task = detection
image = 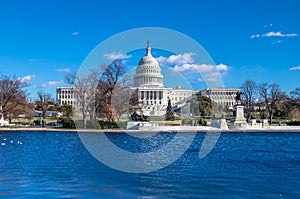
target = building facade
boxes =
[200,88,240,108]
[56,87,77,106]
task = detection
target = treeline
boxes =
[0,61,137,128]
[0,75,73,124]
[240,80,300,124]
[0,75,33,122]
[1,72,299,127]
[64,61,138,129]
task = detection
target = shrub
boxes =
[74,120,100,129]
[286,121,300,126]
[181,118,191,125]
[99,120,105,129]
[60,118,75,129]
[199,118,207,126]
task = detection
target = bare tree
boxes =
[36,91,53,126]
[96,61,126,103]
[111,86,133,121]
[241,80,257,119]
[101,61,126,94]
[241,80,257,107]
[24,101,36,122]
[64,61,128,128]
[290,87,300,101]
[129,89,140,113]
[65,70,100,129]
[6,94,28,123]
[289,87,300,120]
[275,92,292,120]
[37,91,52,119]
[0,75,28,121]
[258,82,285,124]
[95,61,129,119]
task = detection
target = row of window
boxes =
[60,100,76,105]
[136,76,162,84]
[140,91,163,100]
[209,92,237,95]
[137,68,160,74]
[58,90,74,94]
[57,94,75,99]
[210,96,235,100]
[141,100,162,105]
[215,101,235,106]
[139,60,155,65]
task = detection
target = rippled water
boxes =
[0,131,299,198]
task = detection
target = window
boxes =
[141,91,144,99]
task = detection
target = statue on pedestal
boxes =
[235,91,243,105]
[229,90,247,128]
[130,111,148,122]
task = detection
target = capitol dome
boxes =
[134,41,163,87]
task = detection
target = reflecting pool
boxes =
[0,131,299,198]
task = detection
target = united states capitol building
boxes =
[133,41,197,116]
[57,41,239,117]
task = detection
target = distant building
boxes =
[200,88,240,108]
[56,87,77,106]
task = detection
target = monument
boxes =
[228,91,248,129]
[0,106,9,127]
[126,111,153,130]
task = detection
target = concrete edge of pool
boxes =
[1,126,300,133]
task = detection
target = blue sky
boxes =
[0,0,300,99]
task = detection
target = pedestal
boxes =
[230,105,246,123]
[262,119,270,128]
[229,105,248,129]
[211,118,229,130]
[126,121,152,130]
[0,117,9,127]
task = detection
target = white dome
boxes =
[134,41,163,87]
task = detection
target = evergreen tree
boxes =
[165,99,175,121]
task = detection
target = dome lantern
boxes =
[146,40,152,56]
[134,41,163,87]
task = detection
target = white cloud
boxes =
[173,63,196,72]
[18,74,36,83]
[104,52,131,60]
[264,23,273,28]
[206,76,220,82]
[263,31,297,37]
[174,63,229,73]
[72,32,80,36]
[216,64,229,71]
[251,31,298,39]
[271,40,283,44]
[56,68,71,73]
[289,65,300,71]
[156,53,195,65]
[197,78,204,82]
[158,53,229,83]
[40,81,63,88]
[250,34,260,39]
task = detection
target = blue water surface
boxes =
[0,131,299,198]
